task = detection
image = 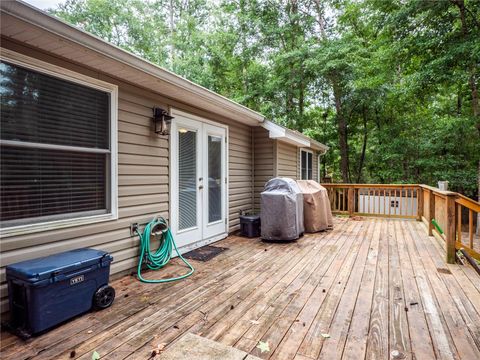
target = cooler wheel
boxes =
[93,285,115,310]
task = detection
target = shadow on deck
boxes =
[1,217,479,359]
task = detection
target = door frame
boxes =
[169,108,229,253]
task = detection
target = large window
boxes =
[300,149,313,180]
[0,53,117,233]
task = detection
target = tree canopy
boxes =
[53,0,479,198]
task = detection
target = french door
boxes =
[170,111,227,249]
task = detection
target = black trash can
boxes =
[240,214,261,238]
[6,248,114,338]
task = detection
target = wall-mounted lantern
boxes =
[152,107,174,135]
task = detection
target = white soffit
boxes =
[261,120,310,147]
[0,1,264,126]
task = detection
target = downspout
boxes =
[251,127,255,213]
[318,148,327,182]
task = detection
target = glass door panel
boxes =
[178,130,197,230]
[202,123,226,239]
[208,135,222,223]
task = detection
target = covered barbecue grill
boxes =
[297,180,333,232]
[260,177,304,241]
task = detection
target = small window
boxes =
[300,149,313,180]
[0,57,117,232]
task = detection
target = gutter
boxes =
[1,1,265,124]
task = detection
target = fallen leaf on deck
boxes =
[321,333,330,338]
[91,350,100,360]
[249,320,260,325]
[256,341,270,353]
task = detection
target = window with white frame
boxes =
[300,149,313,180]
[0,55,117,231]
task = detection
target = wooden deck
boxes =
[1,217,480,360]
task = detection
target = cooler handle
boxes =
[51,265,98,283]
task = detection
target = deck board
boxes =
[1,217,480,360]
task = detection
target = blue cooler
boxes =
[6,248,114,337]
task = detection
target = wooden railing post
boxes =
[428,190,435,236]
[348,188,354,216]
[445,193,457,264]
[417,186,423,221]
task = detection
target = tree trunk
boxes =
[357,106,368,183]
[332,79,349,182]
[169,0,175,66]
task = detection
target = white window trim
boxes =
[300,149,313,180]
[0,49,118,238]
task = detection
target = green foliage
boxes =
[51,0,479,198]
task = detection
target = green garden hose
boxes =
[431,218,444,235]
[136,217,194,283]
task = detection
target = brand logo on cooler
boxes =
[70,275,85,285]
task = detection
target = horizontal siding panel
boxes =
[229,176,253,184]
[255,157,274,164]
[118,185,168,197]
[118,132,168,148]
[119,143,169,157]
[118,175,169,186]
[230,192,252,202]
[118,154,169,166]
[229,152,252,160]
[119,203,168,219]
[119,91,167,110]
[118,110,150,127]
[119,193,168,207]
[118,99,152,118]
[229,143,253,153]
[228,162,252,171]
[118,165,166,176]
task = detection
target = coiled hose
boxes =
[136,217,194,283]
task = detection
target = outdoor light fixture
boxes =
[152,107,174,135]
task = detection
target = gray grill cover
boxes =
[297,180,334,232]
[260,178,304,240]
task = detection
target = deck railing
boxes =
[322,183,480,264]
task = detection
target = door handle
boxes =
[199,185,204,190]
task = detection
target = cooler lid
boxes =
[6,248,111,283]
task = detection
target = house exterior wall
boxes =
[277,141,299,178]
[252,130,322,212]
[0,39,254,312]
[253,127,275,211]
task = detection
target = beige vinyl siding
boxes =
[253,127,275,211]
[277,141,299,179]
[228,122,254,231]
[0,39,254,312]
[312,150,319,182]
